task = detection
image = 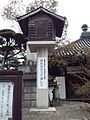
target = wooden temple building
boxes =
[65,24,90,99]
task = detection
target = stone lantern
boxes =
[17,7,66,110]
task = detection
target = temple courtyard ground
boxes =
[22,101,90,120]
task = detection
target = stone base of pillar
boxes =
[29,107,56,112]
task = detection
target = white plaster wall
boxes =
[56,77,66,99]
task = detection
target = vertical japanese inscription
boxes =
[0,82,14,120]
[38,57,47,89]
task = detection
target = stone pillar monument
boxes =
[26,41,55,110]
[17,7,66,110]
[37,48,48,108]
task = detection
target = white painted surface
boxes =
[0,82,14,120]
[56,77,66,99]
[37,57,47,89]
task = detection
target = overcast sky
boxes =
[0,0,90,42]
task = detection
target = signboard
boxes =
[0,71,22,120]
[0,82,14,120]
[38,57,47,89]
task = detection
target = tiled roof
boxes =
[61,31,90,55]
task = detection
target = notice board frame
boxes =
[0,70,22,120]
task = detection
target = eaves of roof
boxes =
[17,7,66,22]
[61,38,90,56]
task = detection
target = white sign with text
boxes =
[0,82,14,120]
[38,57,47,89]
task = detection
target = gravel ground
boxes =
[22,101,90,120]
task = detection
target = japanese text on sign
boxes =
[0,82,14,120]
[38,57,47,89]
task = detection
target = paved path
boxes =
[22,101,90,120]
